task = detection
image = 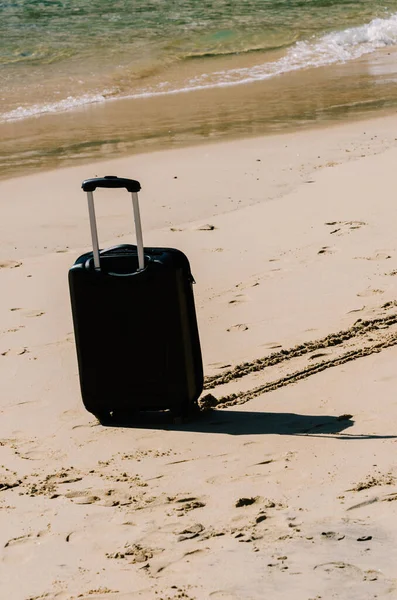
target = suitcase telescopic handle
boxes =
[81,176,144,272]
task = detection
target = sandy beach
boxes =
[2,113,397,599]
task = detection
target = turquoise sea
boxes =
[2,0,397,176]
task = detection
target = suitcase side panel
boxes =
[175,267,203,403]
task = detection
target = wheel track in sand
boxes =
[201,305,397,408]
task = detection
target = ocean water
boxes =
[2,0,397,175]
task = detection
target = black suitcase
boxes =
[69,176,203,423]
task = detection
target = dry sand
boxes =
[2,115,397,599]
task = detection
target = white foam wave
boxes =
[2,13,397,122]
[131,12,397,97]
[1,92,111,123]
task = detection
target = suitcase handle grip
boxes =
[82,176,141,193]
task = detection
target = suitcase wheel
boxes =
[171,402,201,424]
[94,411,113,425]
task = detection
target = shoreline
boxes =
[3,45,397,182]
[2,109,397,598]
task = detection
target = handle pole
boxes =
[87,190,101,270]
[131,191,145,270]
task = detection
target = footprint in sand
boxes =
[196,224,216,231]
[20,449,56,461]
[176,523,205,542]
[313,561,393,593]
[106,543,163,563]
[235,279,261,290]
[318,246,334,255]
[356,288,384,297]
[68,493,101,505]
[8,308,45,318]
[4,325,25,334]
[267,557,289,571]
[255,513,268,524]
[64,488,133,507]
[313,561,362,580]
[174,497,206,515]
[355,251,392,261]
[16,445,66,462]
[235,497,259,508]
[227,324,249,332]
[23,309,45,318]
[1,347,29,357]
[228,294,249,305]
[363,569,388,582]
[325,221,366,236]
[65,518,136,547]
[3,530,49,564]
[320,531,345,541]
[0,260,22,269]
